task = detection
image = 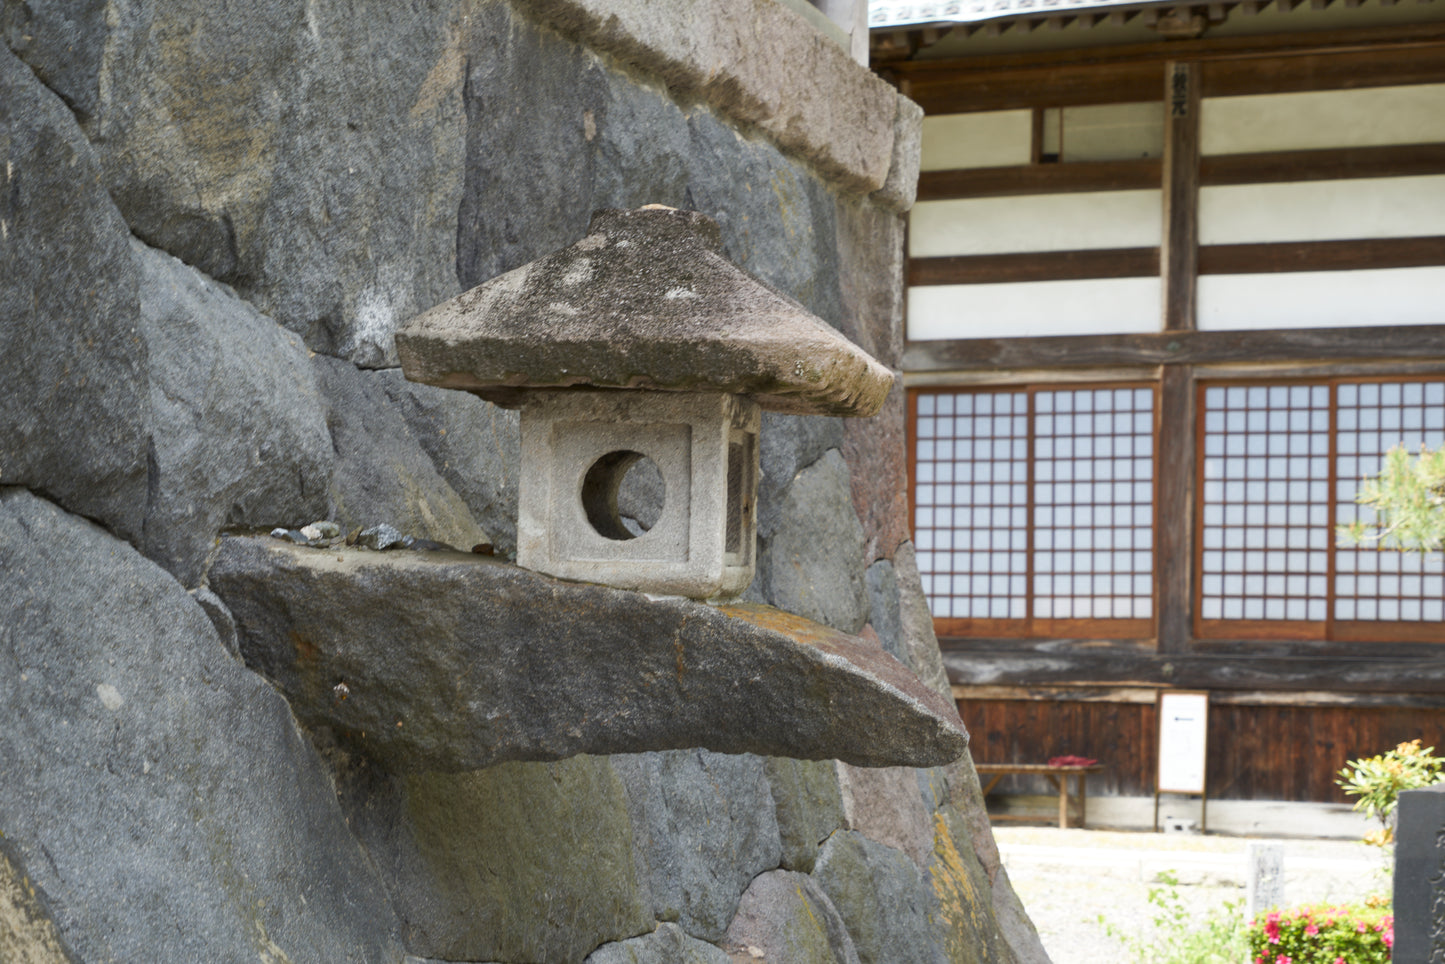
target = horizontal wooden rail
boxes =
[902,325,1445,373]
[917,144,1445,202]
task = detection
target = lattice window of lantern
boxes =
[1197,377,1445,643]
[910,385,1156,639]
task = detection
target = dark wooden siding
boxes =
[958,697,1445,803]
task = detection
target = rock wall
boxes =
[0,1,1049,961]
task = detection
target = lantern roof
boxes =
[395,206,893,417]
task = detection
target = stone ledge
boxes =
[518,0,918,205]
[208,535,968,771]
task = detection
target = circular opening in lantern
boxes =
[581,450,665,541]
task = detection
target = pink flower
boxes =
[1385,933,1394,948]
[1333,958,1345,964]
[1357,921,1369,933]
[1304,924,1319,936]
[1276,955,1291,964]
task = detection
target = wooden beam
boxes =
[891,26,1445,115]
[951,683,1445,708]
[906,237,1445,287]
[917,159,1162,201]
[915,143,1445,203]
[902,325,1445,373]
[901,61,1163,114]
[941,648,1445,694]
[1162,61,1200,332]
[1200,43,1445,97]
[908,248,1159,285]
[1200,143,1445,186]
[1198,236,1445,274]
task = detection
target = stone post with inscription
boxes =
[1395,783,1445,962]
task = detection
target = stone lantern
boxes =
[396,206,893,599]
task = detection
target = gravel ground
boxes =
[993,827,1387,964]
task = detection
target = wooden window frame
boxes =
[908,381,1159,641]
[1193,374,1445,645]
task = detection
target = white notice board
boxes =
[1157,691,1209,794]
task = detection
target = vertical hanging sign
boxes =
[1170,63,1191,117]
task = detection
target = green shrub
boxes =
[1097,871,1248,964]
[1246,903,1393,964]
[1336,739,1445,847]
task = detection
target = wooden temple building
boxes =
[870,0,1445,823]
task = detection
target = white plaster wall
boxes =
[1198,175,1445,245]
[907,277,1162,339]
[1201,83,1445,155]
[910,191,1162,257]
[1049,102,1164,162]
[1197,267,1445,330]
[920,110,1033,171]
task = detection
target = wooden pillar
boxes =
[1162,61,1200,332]
[1157,364,1195,654]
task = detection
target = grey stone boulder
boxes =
[723,870,859,964]
[838,764,936,870]
[927,806,1028,964]
[375,370,520,557]
[897,542,955,702]
[758,450,870,634]
[7,0,467,367]
[0,45,150,544]
[757,412,844,541]
[525,0,899,193]
[587,923,730,964]
[312,354,490,551]
[614,750,780,942]
[337,758,652,963]
[134,239,333,586]
[812,832,947,964]
[0,489,403,964]
[763,757,848,874]
[207,535,968,771]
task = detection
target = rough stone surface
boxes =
[456,4,844,330]
[896,542,956,702]
[0,45,150,544]
[6,0,468,367]
[587,922,731,964]
[757,412,845,541]
[764,757,848,874]
[839,765,936,871]
[0,490,404,963]
[724,870,860,964]
[0,843,73,964]
[928,807,1022,964]
[614,750,781,942]
[398,207,893,418]
[759,449,870,634]
[191,585,240,661]
[312,354,490,550]
[338,757,652,962]
[519,0,898,193]
[834,199,906,371]
[843,379,911,567]
[208,536,969,771]
[813,831,948,964]
[874,94,925,212]
[866,559,903,660]
[377,370,521,556]
[134,239,333,585]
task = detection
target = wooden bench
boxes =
[975,763,1105,829]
